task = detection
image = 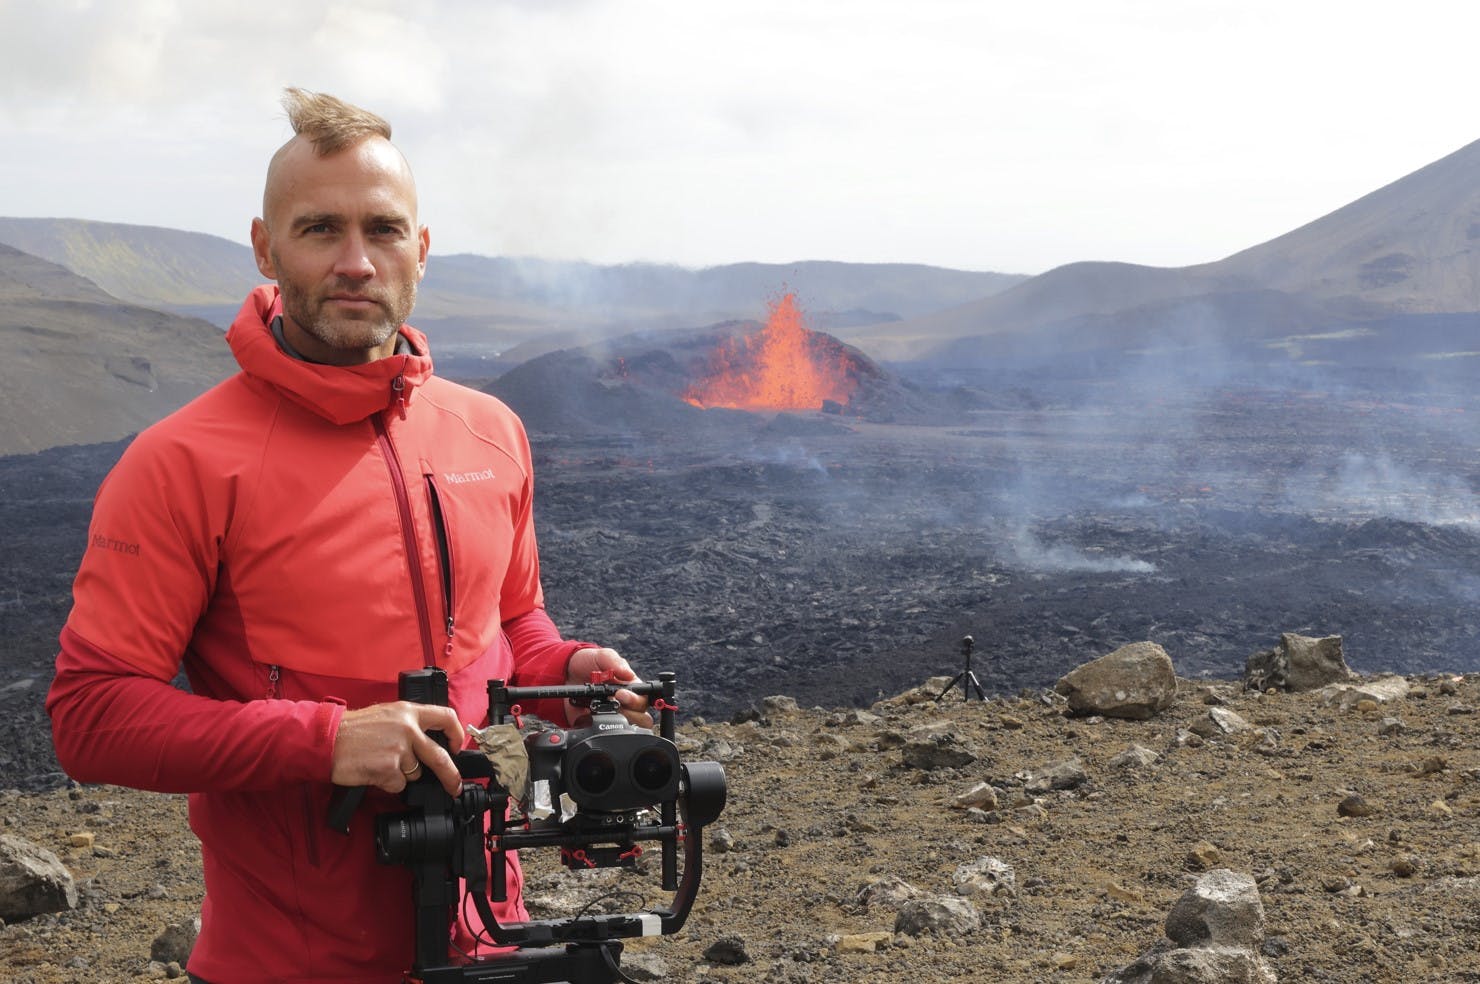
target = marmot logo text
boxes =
[443,468,495,484]
[91,535,141,556]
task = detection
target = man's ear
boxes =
[417,224,430,281]
[250,218,276,279]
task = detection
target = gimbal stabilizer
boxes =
[339,669,726,983]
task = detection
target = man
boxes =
[46,88,646,983]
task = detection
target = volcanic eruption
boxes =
[682,292,863,412]
[485,289,943,435]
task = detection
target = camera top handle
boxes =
[488,672,677,739]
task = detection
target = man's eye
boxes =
[304,223,333,234]
[373,224,404,236]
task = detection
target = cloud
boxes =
[3,1,1480,269]
[0,2,445,127]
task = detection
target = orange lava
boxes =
[683,293,857,411]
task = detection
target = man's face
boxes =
[250,136,430,365]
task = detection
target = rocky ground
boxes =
[3,669,1478,983]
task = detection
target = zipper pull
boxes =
[266,664,281,699]
[444,616,455,658]
[391,375,408,419]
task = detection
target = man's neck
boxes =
[271,315,411,364]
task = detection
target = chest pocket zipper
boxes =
[424,476,456,660]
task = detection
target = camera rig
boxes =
[330,668,725,984]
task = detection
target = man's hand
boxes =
[330,702,466,796]
[567,647,653,728]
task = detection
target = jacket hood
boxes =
[226,284,434,426]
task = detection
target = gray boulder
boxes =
[900,723,978,770]
[702,935,750,965]
[1165,869,1265,946]
[894,895,981,937]
[951,782,1000,811]
[1109,744,1162,770]
[952,857,1016,898]
[0,834,78,921]
[1190,707,1254,739]
[858,876,919,908]
[760,695,800,715]
[1245,633,1354,693]
[151,917,201,965]
[1148,946,1277,983]
[1056,642,1176,719]
[1025,756,1089,793]
[1318,674,1410,709]
[1101,870,1276,983]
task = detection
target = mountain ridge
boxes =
[0,217,1023,340]
[7,135,1480,452]
[847,137,1480,369]
[0,244,237,456]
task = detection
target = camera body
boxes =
[524,698,681,821]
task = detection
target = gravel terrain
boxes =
[2,672,1478,982]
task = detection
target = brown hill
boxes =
[857,139,1480,369]
[0,245,237,456]
[1216,138,1480,310]
[845,262,1230,360]
[0,218,261,312]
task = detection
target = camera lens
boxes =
[631,748,675,793]
[376,813,438,865]
[573,750,616,795]
[376,816,413,865]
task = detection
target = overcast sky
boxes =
[2,0,1476,275]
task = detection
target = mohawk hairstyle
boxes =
[281,87,391,155]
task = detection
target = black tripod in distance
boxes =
[935,635,987,702]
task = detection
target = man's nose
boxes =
[332,232,376,279]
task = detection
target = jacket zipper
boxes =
[373,389,438,669]
[424,475,457,661]
[265,667,322,863]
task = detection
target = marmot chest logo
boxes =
[443,468,496,485]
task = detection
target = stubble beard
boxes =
[277,272,418,356]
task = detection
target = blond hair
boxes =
[281,87,391,156]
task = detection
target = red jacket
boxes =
[48,285,578,982]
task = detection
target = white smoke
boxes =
[1004,524,1156,574]
[1293,452,1480,528]
[754,441,827,473]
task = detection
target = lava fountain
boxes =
[683,293,862,411]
